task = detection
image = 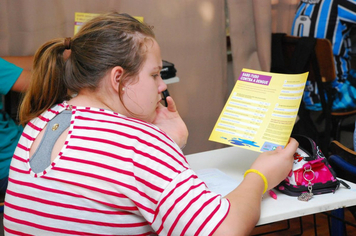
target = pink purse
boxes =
[275,135,349,201]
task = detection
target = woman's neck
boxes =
[67,92,116,112]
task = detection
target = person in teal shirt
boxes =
[0,56,32,201]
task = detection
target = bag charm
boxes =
[297,166,314,201]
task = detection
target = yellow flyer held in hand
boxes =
[209,68,308,153]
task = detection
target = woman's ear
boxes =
[110,66,124,93]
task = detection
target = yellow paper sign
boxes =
[74,12,144,35]
[209,68,308,153]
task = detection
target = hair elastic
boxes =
[64,37,71,50]
[244,169,268,194]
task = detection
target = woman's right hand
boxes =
[213,138,299,236]
[152,96,188,149]
[249,137,298,190]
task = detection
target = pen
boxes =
[161,89,170,107]
[269,190,277,200]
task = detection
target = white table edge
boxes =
[185,146,356,226]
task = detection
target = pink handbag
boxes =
[275,135,349,201]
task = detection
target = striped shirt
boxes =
[4,102,229,235]
[291,0,356,82]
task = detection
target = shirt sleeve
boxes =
[0,58,24,95]
[151,169,230,236]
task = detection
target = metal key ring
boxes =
[303,166,315,182]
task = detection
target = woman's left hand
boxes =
[153,96,188,149]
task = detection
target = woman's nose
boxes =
[158,77,168,92]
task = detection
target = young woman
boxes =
[4,12,298,235]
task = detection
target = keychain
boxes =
[298,166,315,202]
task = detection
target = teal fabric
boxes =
[0,58,23,101]
[0,58,24,179]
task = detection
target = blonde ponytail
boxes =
[19,38,70,125]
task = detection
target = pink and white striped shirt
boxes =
[4,102,229,235]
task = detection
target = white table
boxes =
[185,146,356,226]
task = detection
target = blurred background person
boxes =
[0,56,33,201]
